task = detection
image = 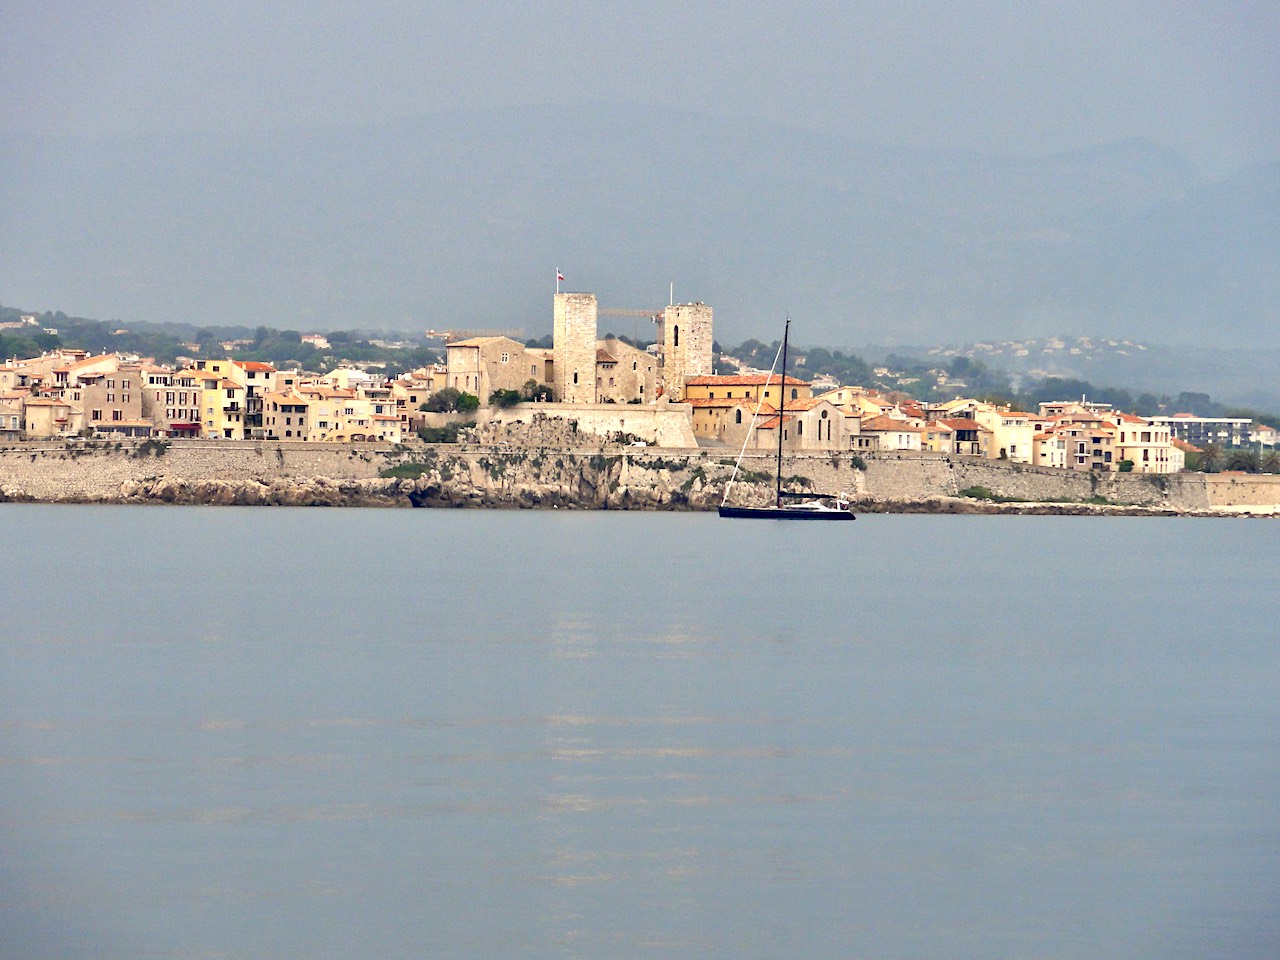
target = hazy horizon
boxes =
[2,2,1276,348]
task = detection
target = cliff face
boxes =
[0,438,1272,513]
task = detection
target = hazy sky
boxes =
[3,0,1277,177]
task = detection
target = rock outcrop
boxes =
[0,438,1276,514]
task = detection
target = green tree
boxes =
[456,392,480,412]
[522,379,553,402]
[1225,448,1261,473]
[1198,443,1223,473]
[423,388,464,412]
[1117,459,1135,472]
[489,388,523,408]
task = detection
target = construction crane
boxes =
[599,308,661,318]
[599,308,662,345]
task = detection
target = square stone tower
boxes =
[657,301,713,401]
[553,292,598,403]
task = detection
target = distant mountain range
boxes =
[2,104,1276,348]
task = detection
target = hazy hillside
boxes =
[2,105,1275,347]
[869,337,1280,412]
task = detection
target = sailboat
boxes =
[718,319,855,520]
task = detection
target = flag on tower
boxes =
[557,272,564,282]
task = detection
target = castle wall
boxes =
[658,302,713,400]
[483,402,697,448]
[2,441,1274,514]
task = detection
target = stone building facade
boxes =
[595,337,657,404]
[656,302,713,401]
[446,336,539,400]
[553,293,599,403]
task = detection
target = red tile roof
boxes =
[862,415,923,432]
[685,374,809,387]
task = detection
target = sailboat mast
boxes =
[776,318,790,508]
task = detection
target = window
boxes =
[632,361,637,371]
[91,409,103,421]
[673,326,679,347]
[573,372,579,385]
[797,421,803,436]
[501,352,510,363]
[735,410,742,424]
[112,410,122,421]
[791,388,799,400]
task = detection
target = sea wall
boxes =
[481,403,697,448]
[0,439,1274,512]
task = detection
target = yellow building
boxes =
[683,374,811,407]
[1112,412,1176,473]
[184,368,247,439]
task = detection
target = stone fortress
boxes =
[457,291,716,447]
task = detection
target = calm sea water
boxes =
[2,505,1278,960]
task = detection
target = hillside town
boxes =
[1,294,1274,475]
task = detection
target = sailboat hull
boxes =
[718,504,855,520]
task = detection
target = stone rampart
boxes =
[482,402,697,448]
[0,440,1268,513]
[1203,473,1280,507]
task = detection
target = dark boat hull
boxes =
[718,504,855,520]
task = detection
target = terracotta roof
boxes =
[862,415,923,432]
[234,361,276,372]
[596,349,617,363]
[685,397,757,409]
[1114,412,1148,423]
[782,398,828,412]
[447,336,510,347]
[68,354,115,371]
[685,374,809,387]
[936,418,992,432]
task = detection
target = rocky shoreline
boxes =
[1,439,1277,516]
[0,475,1262,517]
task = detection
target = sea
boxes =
[2,504,1278,960]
